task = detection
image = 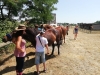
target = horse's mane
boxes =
[43,24,54,30]
[21,27,40,47]
[25,27,38,36]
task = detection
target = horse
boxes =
[60,25,67,43]
[2,26,62,55]
[43,24,67,43]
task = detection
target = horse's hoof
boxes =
[50,54,53,56]
[58,53,60,55]
[50,54,54,56]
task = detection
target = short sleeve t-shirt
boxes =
[36,34,48,52]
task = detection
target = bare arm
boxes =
[73,28,75,34]
[16,36,25,52]
[45,44,49,54]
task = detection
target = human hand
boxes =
[47,50,49,55]
[47,52,49,55]
[21,49,25,52]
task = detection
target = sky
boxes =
[52,0,100,24]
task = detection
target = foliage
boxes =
[22,0,58,24]
[57,23,69,26]
[0,41,31,56]
[94,21,100,24]
[0,19,19,43]
[0,0,27,20]
[0,0,58,24]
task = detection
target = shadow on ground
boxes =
[0,51,57,75]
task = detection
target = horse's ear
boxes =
[41,24,43,28]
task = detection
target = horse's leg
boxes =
[51,43,55,55]
[61,35,63,44]
[57,41,61,55]
[64,35,65,43]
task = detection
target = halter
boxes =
[6,34,12,40]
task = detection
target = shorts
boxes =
[74,31,78,34]
[35,52,45,65]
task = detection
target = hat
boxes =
[40,31,45,34]
[15,24,26,31]
[35,25,38,28]
[75,25,78,27]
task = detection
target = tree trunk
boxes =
[7,7,11,19]
[0,5,5,20]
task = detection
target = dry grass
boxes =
[0,27,100,75]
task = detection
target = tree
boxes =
[0,0,58,24]
[0,0,27,20]
[22,0,58,24]
[94,21,100,24]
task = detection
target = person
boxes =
[35,31,49,75]
[35,25,39,30]
[89,25,93,33]
[66,25,69,35]
[12,24,26,75]
[73,25,78,40]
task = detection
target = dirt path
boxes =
[0,27,100,75]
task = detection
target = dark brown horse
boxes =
[2,26,62,55]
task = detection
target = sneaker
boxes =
[16,70,19,75]
[37,72,40,75]
[34,71,40,75]
[43,69,47,73]
[19,72,22,75]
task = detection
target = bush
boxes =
[0,19,19,43]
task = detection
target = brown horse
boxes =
[60,25,67,43]
[2,27,62,55]
[43,24,63,43]
[43,24,67,43]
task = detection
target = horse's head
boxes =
[2,33,12,43]
[2,27,44,48]
[2,30,17,43]
[43,24,53,30]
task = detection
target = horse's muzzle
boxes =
[2,38,7,43]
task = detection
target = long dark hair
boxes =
[13,30,24,38]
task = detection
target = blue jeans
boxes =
[35,52,45,65]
